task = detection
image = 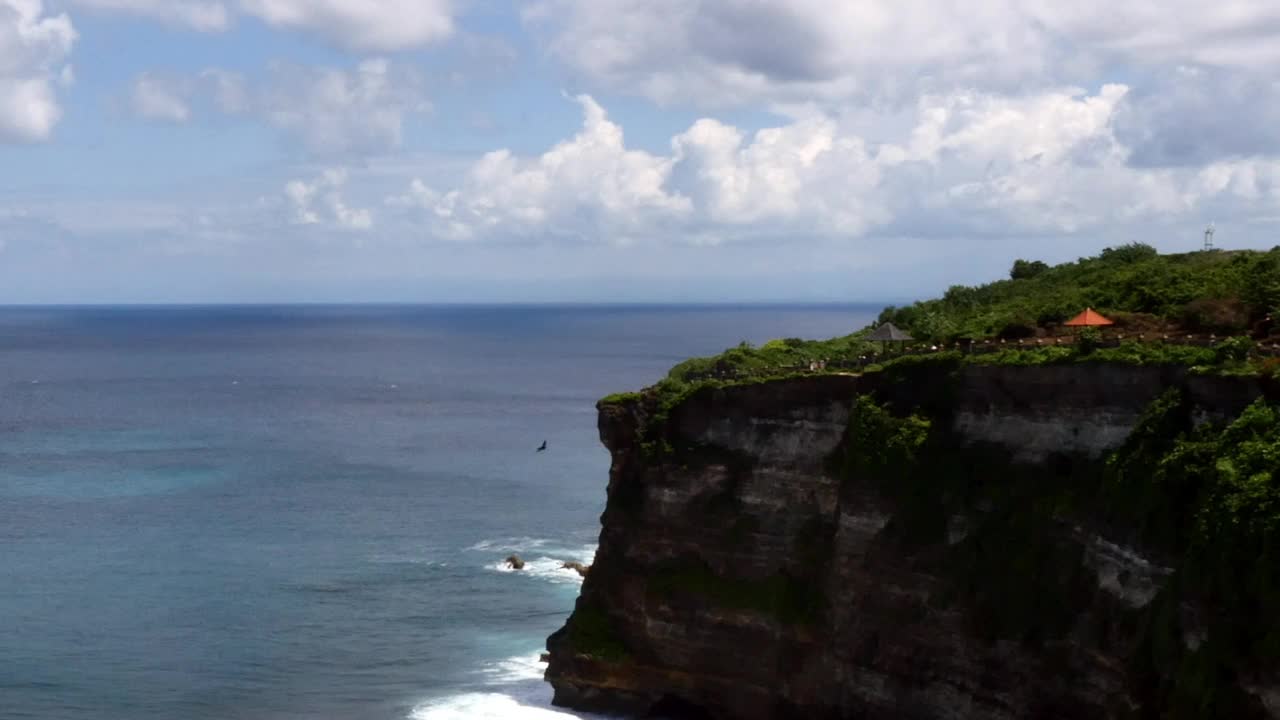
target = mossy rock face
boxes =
[820,386,1280,716]
[647,561,824,626]
[566,602,630,662]
[944,506,1095,647]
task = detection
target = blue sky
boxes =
[3,1,1280,303]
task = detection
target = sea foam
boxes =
[470,537,596,586]
[409,654,614,720]
[487,556,591,586]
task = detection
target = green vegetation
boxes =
[829,396,946,547]
[662,336,874,384]
[599,390,643,405]
[1103,393,1280,718]
[881,245,1280,342]
[856,337,1266,376]
[1010,258,1050,280]
[831,395,931,490]
[598,247,1280,416]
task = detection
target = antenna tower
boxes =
[1204,223,1215,251]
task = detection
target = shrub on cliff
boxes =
[1077,326,1103,354]
[1181,298,1250,334]
[1105,394,1280,714]
[1010,258,1050,280]
[661,333,873,385]
[1099,242,1159,264]
[837,396,930,482]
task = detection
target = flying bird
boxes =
[537,441,547,452]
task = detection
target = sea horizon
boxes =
[0,301,897,310]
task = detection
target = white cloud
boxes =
[386,91,1280,245]
[0,0,76,142]
[66,0,229,31]
[240,0,454,51]
[127,59,426,154]
[387,95,689,241]
[263,58,426,154]
[131,72,191,122]
[285,167,372,230]
[670,115,885,234]
[67,0,460,48]
[526,0,1280,106]
[65,0,455,49]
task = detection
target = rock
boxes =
[504,554,525,570]
[540,653,551,663]
[545,368,1273,720]
[561,561,590,578]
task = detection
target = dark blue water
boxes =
[0,305,877,720]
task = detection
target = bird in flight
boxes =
[537,441,548,452]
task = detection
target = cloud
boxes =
[386,91,1280,246]
[262,58,426,154]
[525,0,1280,106]
[239,0,454,51]
[285,167,373,230]
[127,59,426,154]
[387,95,689,242]
[131,72,191,122]
[669,115,885,234]
[1113,66,1280,167]
[66,0,455,49]
[0,0,77,142]
[66,0,229,31]
[201,68,249,113]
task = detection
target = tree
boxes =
[915,311,957,342]
[1010,259,1050,280]
[1242,255,1280,317]
[1098,242,1158,264]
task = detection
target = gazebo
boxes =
[867,322,914,353]
[1064,308,1114,328]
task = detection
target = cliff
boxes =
[545,362,1280,719]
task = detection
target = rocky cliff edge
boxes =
[546,363,1280,720]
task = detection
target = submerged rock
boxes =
[504,554,524,570]
[561,561,590,578]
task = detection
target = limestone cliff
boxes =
[545,362,1280,719]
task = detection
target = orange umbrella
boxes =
[1064,308,1114,327]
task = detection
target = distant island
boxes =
[546,245,1280,720]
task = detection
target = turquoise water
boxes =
[0,305,877,720]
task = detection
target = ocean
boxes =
[0,304,878,720]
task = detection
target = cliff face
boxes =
[545,364,1277,720]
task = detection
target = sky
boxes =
[3,1,1280,303]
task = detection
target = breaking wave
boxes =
[468,537,596,586]
[408,654,614,720]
